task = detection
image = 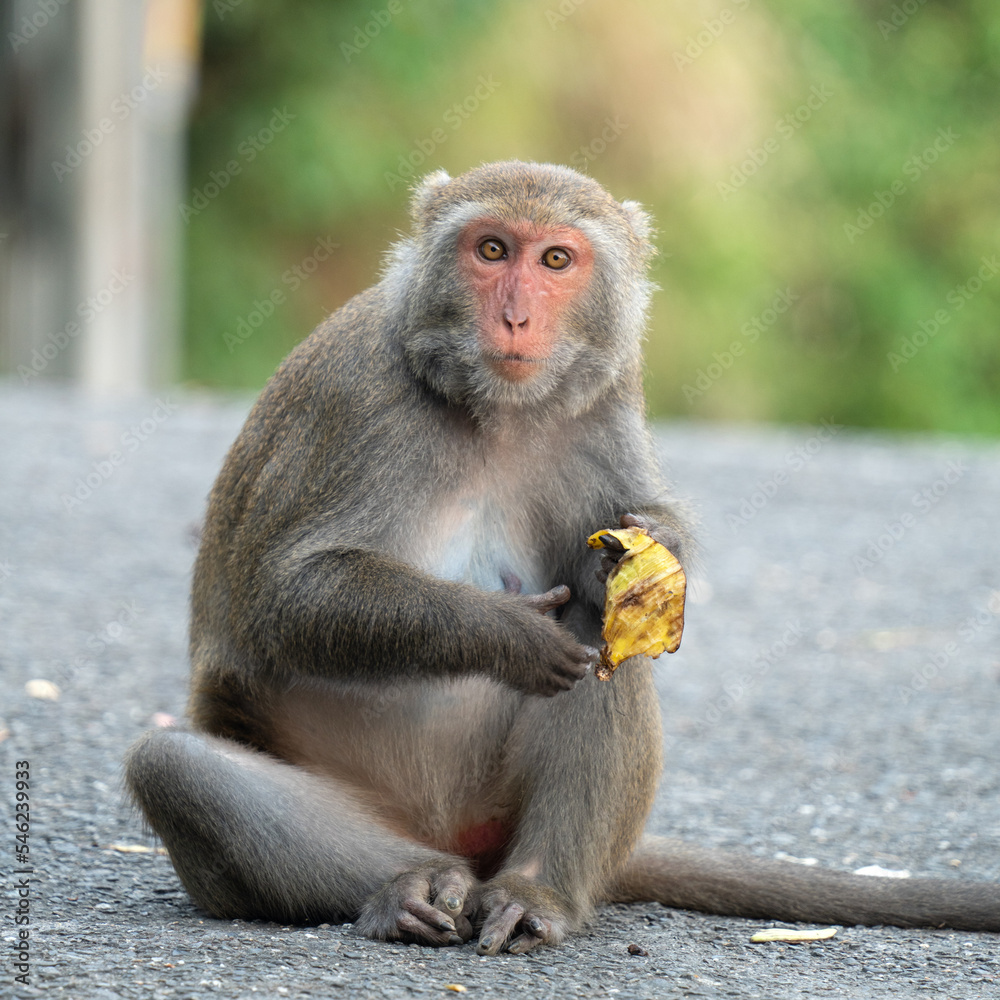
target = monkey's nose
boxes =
[503,308,529,332]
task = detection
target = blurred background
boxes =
[2,0,998,433]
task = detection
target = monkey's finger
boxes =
[432,888,465,915]
[476,901,525,956]
[399,898,466,947]
[395,909,464,947]
[430,870,478,928]
[450,910,475,942]
[523,584,571,614]
[506,910,552,954]
[621,512,683,557]
[619,512,670,546]
[594,551,625,586]
[506,928,547,955]
[544,646,597,691]
[601,554,621,574]
[566,644,599,667]
[596,532,627,555]
[403,896,457,932]
[557,644,598,675]
[596,559,618,584]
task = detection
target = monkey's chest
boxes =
[414,492,546,595]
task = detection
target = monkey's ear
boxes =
[620,199,656,260]
[410,169,452,224]
[620,200,653,242]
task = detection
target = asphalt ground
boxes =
[1,381,998,999]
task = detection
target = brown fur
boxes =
[124,162,999,955]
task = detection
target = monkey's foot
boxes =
[355,862,479,947]
[476,874,573,955]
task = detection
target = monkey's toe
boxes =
[476,875,573,955]
[357,863,478,947]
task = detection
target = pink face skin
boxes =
[457,219,595,384]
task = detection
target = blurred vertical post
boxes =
[77,0,200,393]
[0,0,201,394]
[0,0,80,383]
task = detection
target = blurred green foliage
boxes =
[184,0,1000,434]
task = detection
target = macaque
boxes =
[125,161,1000,953]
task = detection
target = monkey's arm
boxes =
[230,544,593,697]
[582,408,696,567]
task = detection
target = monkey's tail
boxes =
[609,835,1000,932]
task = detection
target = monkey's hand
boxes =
[595,512,686,583]
[355,861,480,947]
[503,584,598,697]
[475,874,574,955]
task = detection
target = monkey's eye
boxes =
[541,247,571,270]
[478,238,507,261]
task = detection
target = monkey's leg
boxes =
[476,664,662,955]
[123,729,478,943]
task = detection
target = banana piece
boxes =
[586,526,686,681]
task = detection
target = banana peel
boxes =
[587,527,686,681]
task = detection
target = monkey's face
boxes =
[395,162,655,419]
[457,219,595,388]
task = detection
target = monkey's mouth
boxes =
[486,352,546,382]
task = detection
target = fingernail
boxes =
[479,935,493,950]
[439,916,456,931]
[448,933,463,946]
[528,917,543,933]
[599,533,626,554]
[445,895,461,911]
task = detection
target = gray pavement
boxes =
[1,381,998,999]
